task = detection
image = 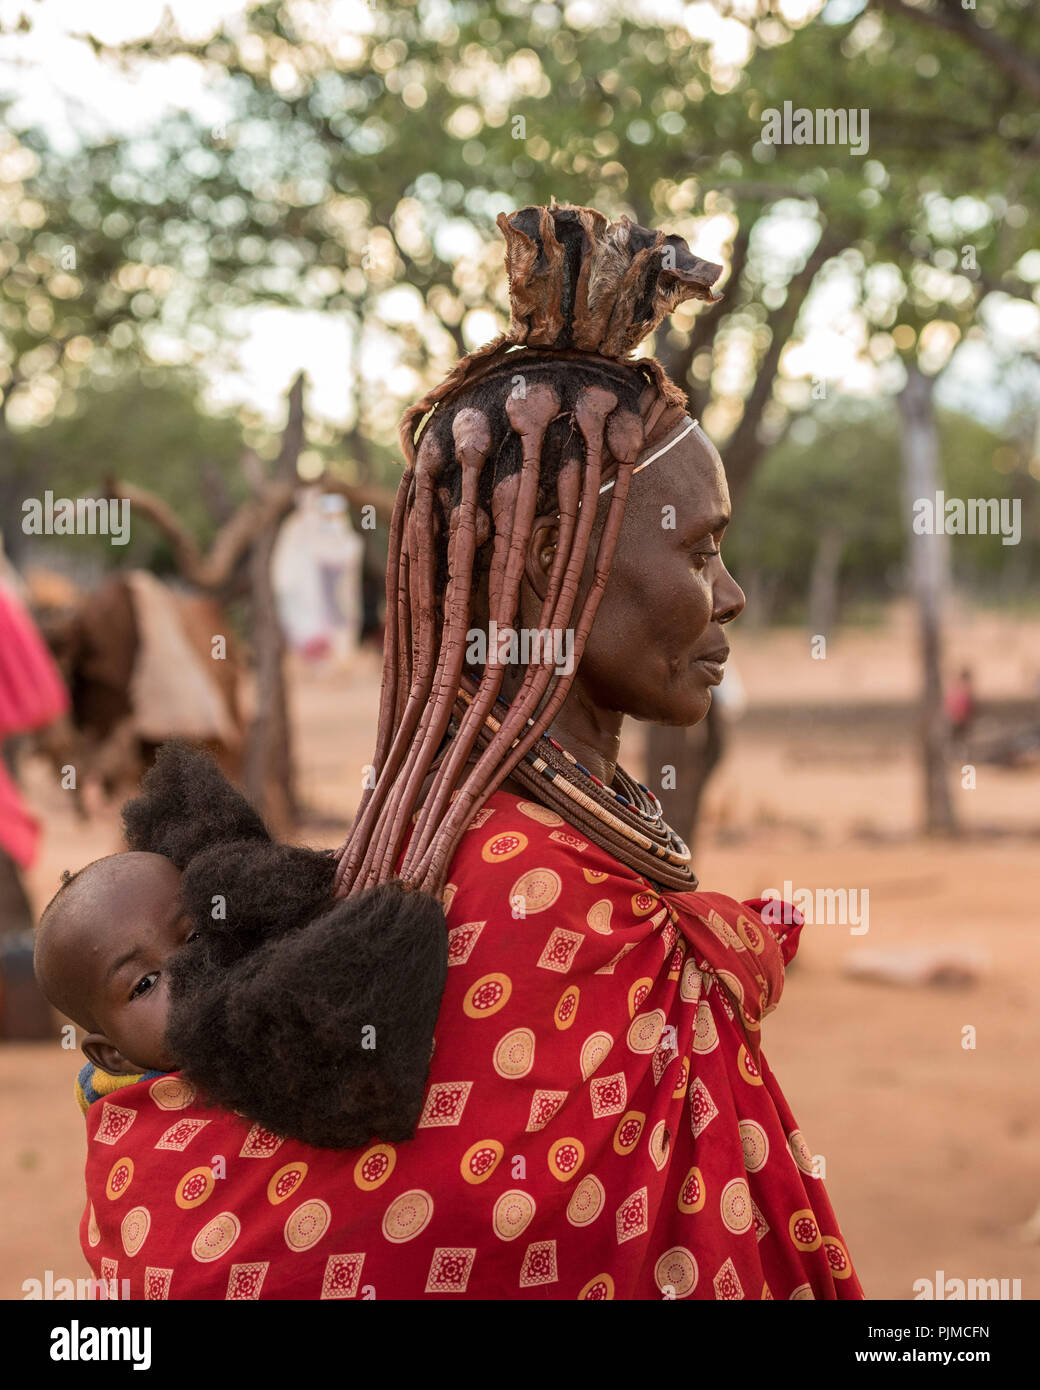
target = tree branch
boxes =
[682,228,753,418]
[870,0,1040,100]
[105,477,296,590]
[722,229,841,503]
[273,372,305,483]
[107,471,396,590]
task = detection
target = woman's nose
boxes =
[713,563,745,626]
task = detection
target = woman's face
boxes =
[526,424,745,728]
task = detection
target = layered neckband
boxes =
[451,683,698,893]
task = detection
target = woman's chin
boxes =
[671,670,716,723]
[634,685,713,729]
[685,688,714,726]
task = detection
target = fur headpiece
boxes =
[498,200,723,357]
[399,201,724,463]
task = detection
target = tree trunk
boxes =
[645,700,725,858]
[243,375,305,834]
[0,411,29,569]
[244,522,296,835]
[808,527,843,638]
[897,364,957,834]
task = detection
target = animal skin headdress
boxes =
[335,201,724,900]
[399,200,724,462]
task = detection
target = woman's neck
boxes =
[414,670,625,810]
[499,667,624,787]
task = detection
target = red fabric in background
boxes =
[0,580,68,866]
[0,581,68,737]
[81,790,863,1300]
[0,761,39,870]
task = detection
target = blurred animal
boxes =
[29,571,244,808]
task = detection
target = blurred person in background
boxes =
[945,666,977,753]
[272,489,364,664]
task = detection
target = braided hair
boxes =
[335,201,723,900]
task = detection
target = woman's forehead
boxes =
[634,425,730,520]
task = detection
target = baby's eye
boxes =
[129,972,159,1001]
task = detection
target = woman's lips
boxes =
[692,649,729,685]
[694,659,725,685]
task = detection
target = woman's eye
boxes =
[129,972,159,1001]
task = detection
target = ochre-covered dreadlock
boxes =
[335,201,723,902]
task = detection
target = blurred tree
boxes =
[724,405,1035,621]
[652,0,1040,839]
[7,369,249,569]
[717,0,1039,834]
[869,0,1040,100]
[0,114,180,558]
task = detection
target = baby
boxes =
[34,743,447,1147]
[35,850,197,1081]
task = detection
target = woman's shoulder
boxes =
[441,789,804,961]
[441,789,659,918]
[437,790,679,979]
[446,789,641,880]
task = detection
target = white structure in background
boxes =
[271,489,363,662]
[713,658,747,720]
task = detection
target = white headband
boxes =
[598,418,698,495]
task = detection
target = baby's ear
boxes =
[121,742,269,867]
[82,1033,145,1077]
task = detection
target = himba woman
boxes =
[333,200,863,1300]
[78,202,863,1301]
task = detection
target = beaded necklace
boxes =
[453,684,698,891]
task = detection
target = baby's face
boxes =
[90,855,197,1071]
[37,852,197,1073]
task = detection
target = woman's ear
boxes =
[524,515,560,601]
[82,1033,146,1076]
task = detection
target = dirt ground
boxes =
[3,603,1039,1300]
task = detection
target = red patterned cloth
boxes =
[80,790,862,1300]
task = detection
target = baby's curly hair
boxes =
[121,743,447,1149]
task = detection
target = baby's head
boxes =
[35,851,196,1075]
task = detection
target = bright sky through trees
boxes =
[0,0,1035,433]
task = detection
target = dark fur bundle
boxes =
[166,882,447,1149]
[178,839,339,972]
[120,741,448,1148]
[122,742,269,866]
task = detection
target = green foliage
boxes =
[10,371,248,569]
[727,402,1039,621]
